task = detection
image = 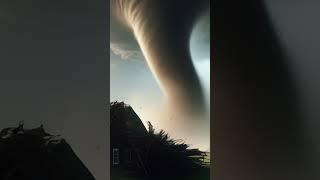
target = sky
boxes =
[110,9,210,151]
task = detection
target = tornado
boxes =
[111,0,209,117]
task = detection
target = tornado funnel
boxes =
[111,0,209,116]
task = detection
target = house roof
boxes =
[110,101,148,137]
[0,123,95,180]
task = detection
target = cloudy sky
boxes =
[110,9,210,151]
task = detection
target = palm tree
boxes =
[144,121,209,178]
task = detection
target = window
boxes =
[113,148,120,165]
[129,149,132,162]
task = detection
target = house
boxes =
[110,101,210,179]
[110,101,150,176]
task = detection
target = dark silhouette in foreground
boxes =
[214,1,309,179]
[111,101,210,180]
[0,122,95,180]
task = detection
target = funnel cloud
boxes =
[111,0,210,117]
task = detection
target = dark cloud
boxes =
[110,1,210,62]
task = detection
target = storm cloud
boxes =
[110,0,210,117]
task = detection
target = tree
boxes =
[144,121,209,178]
